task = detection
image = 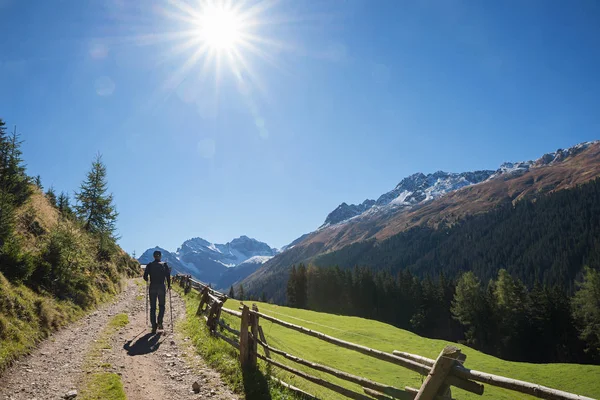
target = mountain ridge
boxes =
[138,235,277,285]
[241,140,600,300]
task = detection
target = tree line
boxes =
[314,177,600,293]
[287,263,600,364]
[0,117,136,308]
[284,177,600,364]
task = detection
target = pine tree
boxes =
[572,266,600,359]
[0,123,30,204]
[0,189,15,246]
[229,285,235,299]
[75,154,118,236]
[296,264,308,309]
[34,175,42,189]
[0,121,27,247]
[57,191,74,218]
[238,284,245,301]
[287,265,298,307]
[46,186,57,208]
[452,272,483,345]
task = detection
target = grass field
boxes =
[213,298,600,400]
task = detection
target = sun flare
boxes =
[195,5,242,51]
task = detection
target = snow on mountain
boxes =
[216,255,274,290]
[321,170,494,228]
[238,255,274,265]
[139,236,277,285]
[138,247,190,276]
[320,141,600,228]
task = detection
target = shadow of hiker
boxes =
[242,366,272,400]
[123,332,164,356]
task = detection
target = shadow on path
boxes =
[123,332,164,356]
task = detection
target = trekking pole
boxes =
[146,280,149,327]
[169,286,174,333]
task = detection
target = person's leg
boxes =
[157,286,166,329]
[149,287,158,332]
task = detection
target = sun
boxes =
[195,4,242,51]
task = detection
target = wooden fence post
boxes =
[240,305,250,368]
[184,276,192,295]
[252,303,270,360]
[249,304,259,367]
[258,326,270,358]
[415,346,463,400]
[207,300,223,332]
[196,287,209,316]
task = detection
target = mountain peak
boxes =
[320,141,600,229]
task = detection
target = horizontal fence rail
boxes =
[173,274,597,400]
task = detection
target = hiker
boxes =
[143,250,171,333]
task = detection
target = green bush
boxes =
[0,236,36,282]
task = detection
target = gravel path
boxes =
[0,279,239,400]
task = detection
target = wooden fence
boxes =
[173,274,596,400]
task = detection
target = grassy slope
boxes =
[216,299,600,400]
[0,189,139,372]
[0,272,88,369]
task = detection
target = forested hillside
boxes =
[0,118,139,371]
[315,176,600,288]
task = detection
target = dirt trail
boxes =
[0,279,238,400]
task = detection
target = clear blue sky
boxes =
[1,0,599,254]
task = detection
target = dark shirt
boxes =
[144,260,171,288]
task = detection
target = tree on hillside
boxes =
[34,175,42,189]
[492,269,529,360]
[75,154,118,236]
[238,284,245,301]
[0,123,30,205]
[229,285,235,299]
[57,191,74,218]
[0,189,15,246]
[46,186,57,208]
[287,265,298,307]
[572,266,600,359]
[450,271,485,345]
[296,264,308,308]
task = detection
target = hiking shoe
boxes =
[158,323,164,330]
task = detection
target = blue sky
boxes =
[1,0,599,254]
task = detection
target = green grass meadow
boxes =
[213,298,600,400]
[178,287,300,400]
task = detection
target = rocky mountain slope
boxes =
[241,140,600,300]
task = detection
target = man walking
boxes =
[143,250,171,333]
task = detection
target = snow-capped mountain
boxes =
[138,247,190,275]
[216,255,274,290]
[321,141,599,229]
[321,170,494,228]
[138,236,277,285]
[240,140,600,303]
[178,236,275,268]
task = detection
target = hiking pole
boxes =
[169,286,174,333]
[146,280,149,327]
